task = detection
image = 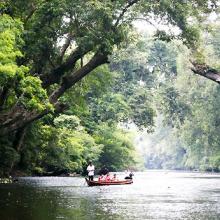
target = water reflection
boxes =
[0,171,220,220]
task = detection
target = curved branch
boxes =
[114,0,140,27]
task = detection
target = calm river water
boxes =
[0,171,220,220]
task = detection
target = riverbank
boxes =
[0,171,81,183]
[0,177,13,184]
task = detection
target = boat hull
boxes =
[85,178,133,186]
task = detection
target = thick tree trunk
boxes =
[0,52,108,136]
[49,51,108,103]
[0,86,9,110]
[8,127,27,175]
[40,46,92,88]
[13,127,27,152]
[0,106,48,136]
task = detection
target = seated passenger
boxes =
[105,173,111,182]
[111,174,118,181]
[98,174,105,182]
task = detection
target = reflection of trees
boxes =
[0,180,120,220]
[0,185,60,220]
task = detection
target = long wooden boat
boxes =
[85,178,133,186]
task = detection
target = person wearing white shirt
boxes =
[87,161,95,181]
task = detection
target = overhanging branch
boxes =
[49,51,109,103]
[40,46,92,87]
[191,62,220,84]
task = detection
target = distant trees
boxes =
[135,34,220,171]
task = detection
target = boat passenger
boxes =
[105,173,111,182]
[98,174,105,182]
[111,173,118,181]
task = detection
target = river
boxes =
[0,171,220,220]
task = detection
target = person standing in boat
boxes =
[87,161,95,181]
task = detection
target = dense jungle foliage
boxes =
[0,0,220,176]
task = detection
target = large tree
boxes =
[0,0,219,137]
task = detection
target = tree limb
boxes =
[24,4,37,24]
[114,0,140,27]
[59,14,75,63]
[0,52,108,135]
[40,46,92,87]
[12,127,27,152]
[49,51,109,103]
[0,86,9,110]
[191,62,220,84]
[0,106,47,136]
[59,33,74,63]
[0,100,69,136]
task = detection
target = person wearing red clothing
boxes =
[105,173,111,182]
[98,174,105,182]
